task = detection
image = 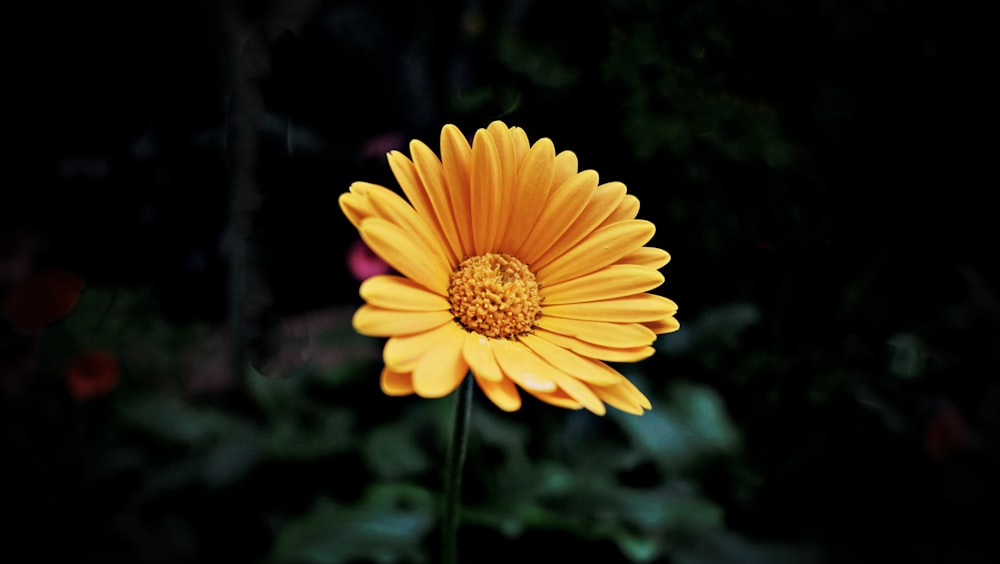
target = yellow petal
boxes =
[526,389,582,410]
[412,331,469,398]
[518,334,620,385]
[386,152,460,266]
[410,141,466,262]
[543,294,678,323]
[535,316,656,348]
[338,187,377,229]
[352,305,452,337]
[359,218,451,295]
[517,170,599,265]
[470,129,502,254]
[535,329,656,362]
[644,316,680,334]
[530,181,628,271]
[591,385,645,415]
[491,338,557,392]
[383,322,463,372]
[620,376,653,410]
[381,367,414,396]
[353,182,452,269]
[439,125,475,258]
[509,126,531,163]
[462,332,504,382]
[599,194,640,227]
[474,373,521,412]
[592,378,652,414]
[486,121,517,248]
[499,138,556,255]
[360,275,450,311]
[548,370,606,415]
[542,265,664,305]
[615,247,671,269]
[536,220,656,286]
[551,150,579,189]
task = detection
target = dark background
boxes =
[2,1,997,563]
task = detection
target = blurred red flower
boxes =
[925,400,972,461]
[2,269,85,333]
[66,349,120,401]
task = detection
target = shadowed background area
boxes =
[2,1,996,563]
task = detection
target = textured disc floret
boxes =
[448,253,542,339]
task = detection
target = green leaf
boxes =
[613,379,739,469]
[269,484,434,564]
[116,393,239,446]
[362,424,430,480]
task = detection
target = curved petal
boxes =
[509,126,531,164]
[535,316,656,348]
[591,385,645,415]
[470,129,503,254]
[592,378,652,414]
[352,305,452,337]
[516,170,599,265]
[518,334,620,385]
[351,182,452,268]
[625,377,653,410]
[413,341,469,398]
[381,367,414,396]
[644,316,680,334]
[410,141,468,264]
[339,184,378,229]
[599,194,640,227]
[541,265,664,305]
[490,338,558,392]
[412,330,469,398]
[462,332,504,382]
[534,329,656,362]
[387,151,460,266]
[536,220,656,286]
[475,373,521,412]
[543,294,678,323]
[551,150,579,190]
[360,275,450,311]
[439,125,475,258]
[615,246,672,269]
[548,371,606,415]
[526,389,582,410]
[486,121,518,248]
[619,376,653,410]
[498,137,555,255]
[530,181,628,271]
[383,321,463,372]
[360,218,452,295]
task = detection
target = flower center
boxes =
[448,253,542,339]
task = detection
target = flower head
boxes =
[339,122,678,415]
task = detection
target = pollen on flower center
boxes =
[448,253,542,339]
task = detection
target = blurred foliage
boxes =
[2,0,997,563]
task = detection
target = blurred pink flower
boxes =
[359,131,407,159]
[347,238,390,281]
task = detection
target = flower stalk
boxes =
[443,374,473,564]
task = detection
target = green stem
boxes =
[443,374,473,564]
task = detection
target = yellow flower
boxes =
[339,121,678,415]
